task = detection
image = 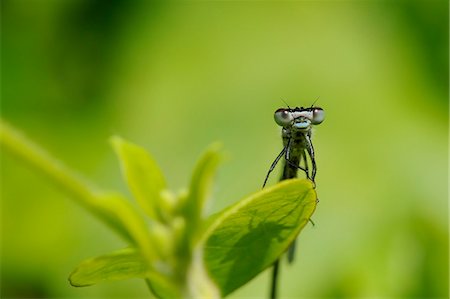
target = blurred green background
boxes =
[1,0,448,298]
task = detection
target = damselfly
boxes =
[263,105,325,299]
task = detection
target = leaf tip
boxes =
[109,135,124,149]
[206,141,223,152]
[68,270,89,288]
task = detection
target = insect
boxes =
[263,105,325,299]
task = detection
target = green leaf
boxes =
[69,248,179,298]
[111,136,166,221]
[69,248,148,287]
[203,179,317,296]
[183,143,222,239]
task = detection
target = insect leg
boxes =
[285,159,308,176]
[301,149,310,180]
[284,140,308,177]
[305,134,316,182]
[262,145,287,188]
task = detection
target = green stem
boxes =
[0,119,99,206]
[0,119,161,262]
[0,120,130,241]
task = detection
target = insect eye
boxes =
[274,109,293,127]
[311,108,325,125]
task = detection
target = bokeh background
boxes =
[1,1,448,298]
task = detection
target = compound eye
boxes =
[311,108,325,124]
[274,109,293,127]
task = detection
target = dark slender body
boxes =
[263,106,324,299]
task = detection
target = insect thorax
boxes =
[282,128,309,149]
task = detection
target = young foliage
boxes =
[111,137,166,221]
[69,248,148,287]
[0,120,317,298]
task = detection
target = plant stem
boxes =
[270,259,280,299]
[0,119,99,206]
